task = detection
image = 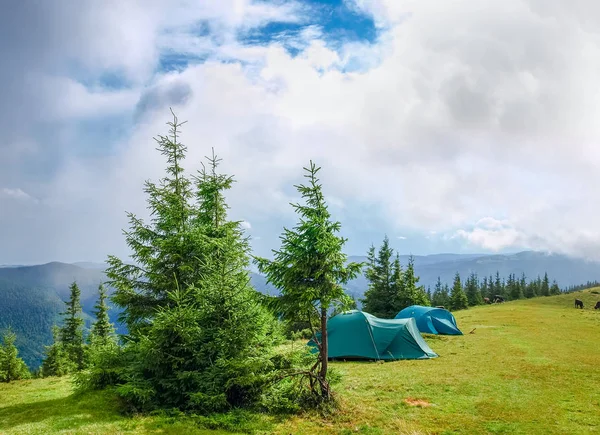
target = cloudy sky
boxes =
[2,0,600,264]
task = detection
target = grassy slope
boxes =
[1,289,600,434]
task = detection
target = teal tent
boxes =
[308,310,437,360]
[394,305,463,335]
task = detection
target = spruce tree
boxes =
[41,326,73,377]
[255,161,362,402]
[465,272,483,306]
[449,272,468,311]
[361,236,396,318]
[550,280,561,295]
[390,253,405,313]
[541,272,550,296]
[480,276,488,301]
[494,272,502,298]
[94,114,281,412]
[107,112,197,337]
[402,255,430,308]
[60,281,86,370]
[0,330,30,382]
[90,284,115,345]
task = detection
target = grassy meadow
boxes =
[1,289,600,434]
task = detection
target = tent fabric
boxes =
[394,305,463,335]
[308,310,438,361]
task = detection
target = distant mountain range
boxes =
[1,251,599,368]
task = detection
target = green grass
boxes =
[2,290,600,434]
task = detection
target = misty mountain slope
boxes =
[251,251,600,305]
[0,263,120,368]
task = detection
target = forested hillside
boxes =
[0,263,118,368]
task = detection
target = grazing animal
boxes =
[493,295,505,303]
[484,297,491,304]
[575,299,584,309]
[594,301,600,310]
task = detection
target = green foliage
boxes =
[541,272,551,296]
[465,273,483,306]
[60,281,87,370]
[99,113,281,414]
[362,238,429,317]
[254,161,362,403]
[361,236,398,318]
[41,326,75,377]
[0,330,31,382]
[449,272,469,311]
[89,285,115,346]
[401,255,430,308]
[431,277,450,307]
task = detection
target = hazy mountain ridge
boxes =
[1,250,599,368]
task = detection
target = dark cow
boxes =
[575,299,584,309]
[493,295,505,303]
[594,301,600,310]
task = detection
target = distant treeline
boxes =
[563,280,600,293]
[360,236,599,315]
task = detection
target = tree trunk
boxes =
[319,305,330,399]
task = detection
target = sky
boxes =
[2,0,600,264]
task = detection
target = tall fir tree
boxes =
[89,284,115,345]
[92,114,281,412]
[480,276,488,301]
[107,112,197,338]
[541,272,550,296]
[42,325,73,377]
[0,330,30,382]
[255,161,362,402]
[401,255,430,308]
[361,236,397,318]
[550,280,561,295]
[449,272,468,311]
[465,272,482,306]
[431,277,450,307]
[60,281,86,370]
[494,271,502,298]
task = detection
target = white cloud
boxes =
[452,218,526,252]
[240,220,252,229]
[4,0,600,263]
[0,188,38,203]
[397,236,407,240]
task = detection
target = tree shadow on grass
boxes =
[0,388,288,434]
[0,389,123,433]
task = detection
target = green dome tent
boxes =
[394,305,463,335]
[308,310,438,361]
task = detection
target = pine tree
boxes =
[541,272,550,296]
[361,236,397,318]
[107,112,197,337]
[480,276,488,301]
[0,330,30,382]
[41,326,73,377]
[255,161,362,402]
[390,253,404,313]
[93,114,282,412]
[449,272,468,311]
[550,280,561,295]
[465,272,482,306]
[90,284,115,345]
[494,271,502,299]
[60,281,86,370]
[431,276,443,307]
[401,255,430,308]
